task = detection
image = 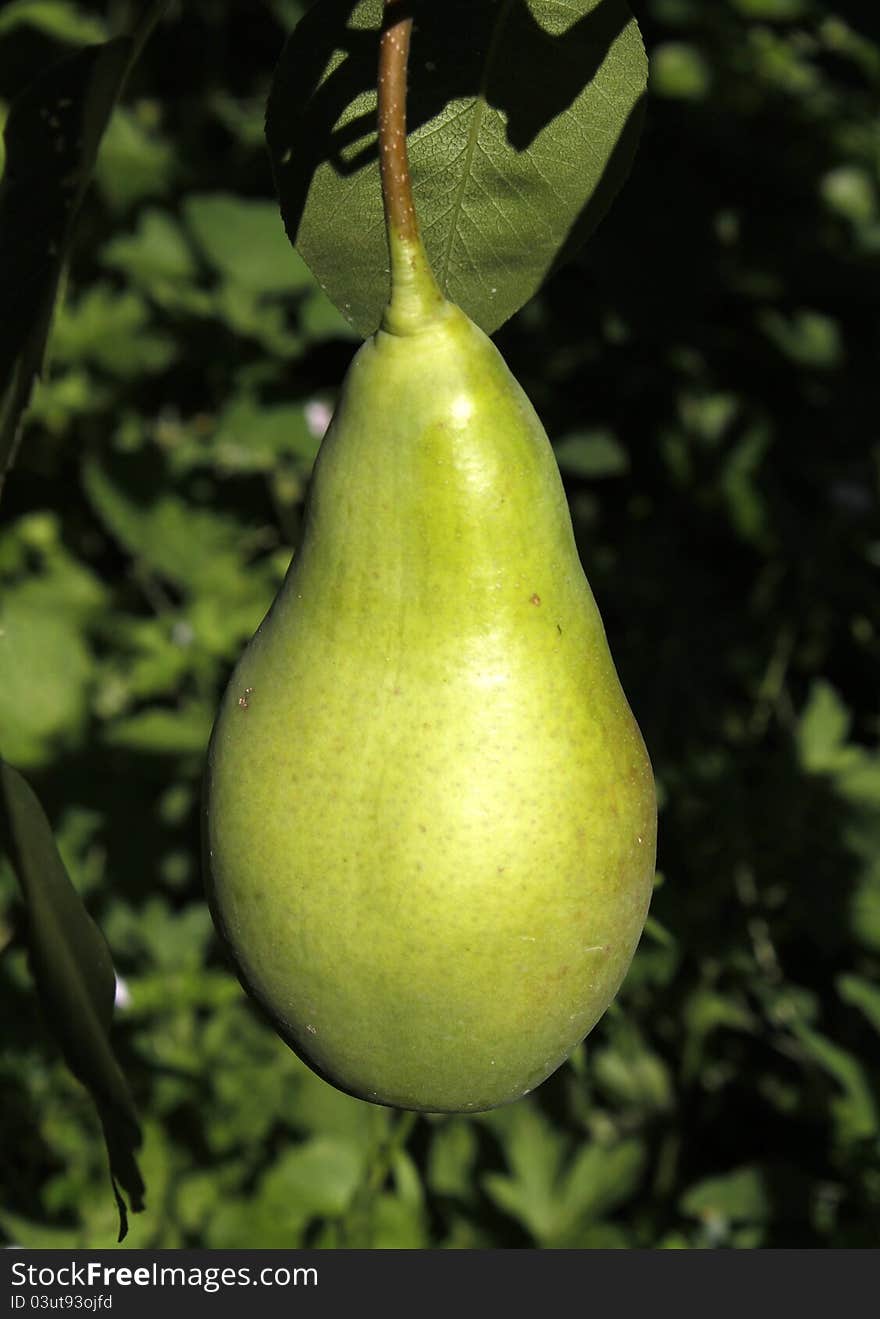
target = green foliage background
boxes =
[1,0,879,1247]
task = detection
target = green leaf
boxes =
[267,0,647,335]
[25,367,110,433]
[822,166,877,226]
[837,974,880,1035]
[102,704,213,757]
[651,43,711,100]
[0,1,108,45]
[791,1020,878,1141]
[0,761,143,1239]
[797,681,853,773]
[368,1190,429,1248]
[258,1137,364,1237]
[427,1119,478,1198]
[211,395,321,474]
[50,282,176,377]
[681,1165,769,1223]
[851,867,880,954]
[0,1212,85,1249]
[122,899,213,973]
[93,105,175,211]
[554,429,630,478]
[212,283,302,355]
[759,308,845,370]
[484,1106,644,1244]
[685,988,756,1039]
[299,283,360,342]
[592,1043,674,1111]
[0,515,106,767]
[100,208,197,289]
[82,451,257,598]
[731,0,808,19]
[183,193,316,296]
[365,1151,430,1248]
[720,423,770,545]
[0,586,93,768]
[482,1105,566,1240]
[556,1138,645,1230]
[292,1069,374,1143]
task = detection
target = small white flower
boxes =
[305,399,333,439]
[172,620,195,647]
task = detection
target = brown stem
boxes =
[378,0,418,242]
[377,2,443,332]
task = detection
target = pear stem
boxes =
[378,1,417,244]
[378,1,444,333]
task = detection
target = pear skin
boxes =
[204,287,656,1112]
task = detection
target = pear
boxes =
[204,227,656,1111]
[205,41,655,1109]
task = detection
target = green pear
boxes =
[204,224,656,1113]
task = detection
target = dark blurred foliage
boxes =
[0,0,878,1247]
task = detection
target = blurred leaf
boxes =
[554,429,629,478]
[483,1105,644,1244]
[797,681,853,774]
[121,899,212,973]
[427,1119,478,1198]
[212,282,302,355]
[0,1212,84,1248]
[790,1020,878,1141]
[821,166,876,226]
[0,590,92,768]
[51,282,176,377]
[0,514,105,767]
[267,0,648,335]
[211,395,320,474]
[368,1190,429,1248]
[850,868,880,954]
[299,283,360,342]
[681,1165,769,1223]
[183,193,315,296]
[25,366,109,432]
[391,1147,425,1208]
[93,615,195,709]
[101,208,197,288]
[685,988,756,1038]
[94,104,175,210]
[720,423,770,545]
[731,0,808,19]
[102,704,213,757]
[269,0,308,27]
[82,451,259,598]
[258,1137,364,1238]
[556,1139,645,1232]
[837,974,880,1036]
[759,308,844,370]
[482,1104,565,1239]
[293,1069,374,1143]
[0,1,107,45]
[0,762,143,1238]
[651,42,711,99]
[592,1042,673,1111]
[364,1151,430,1247]
[209,93,268,148]
[679,390,739,445]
